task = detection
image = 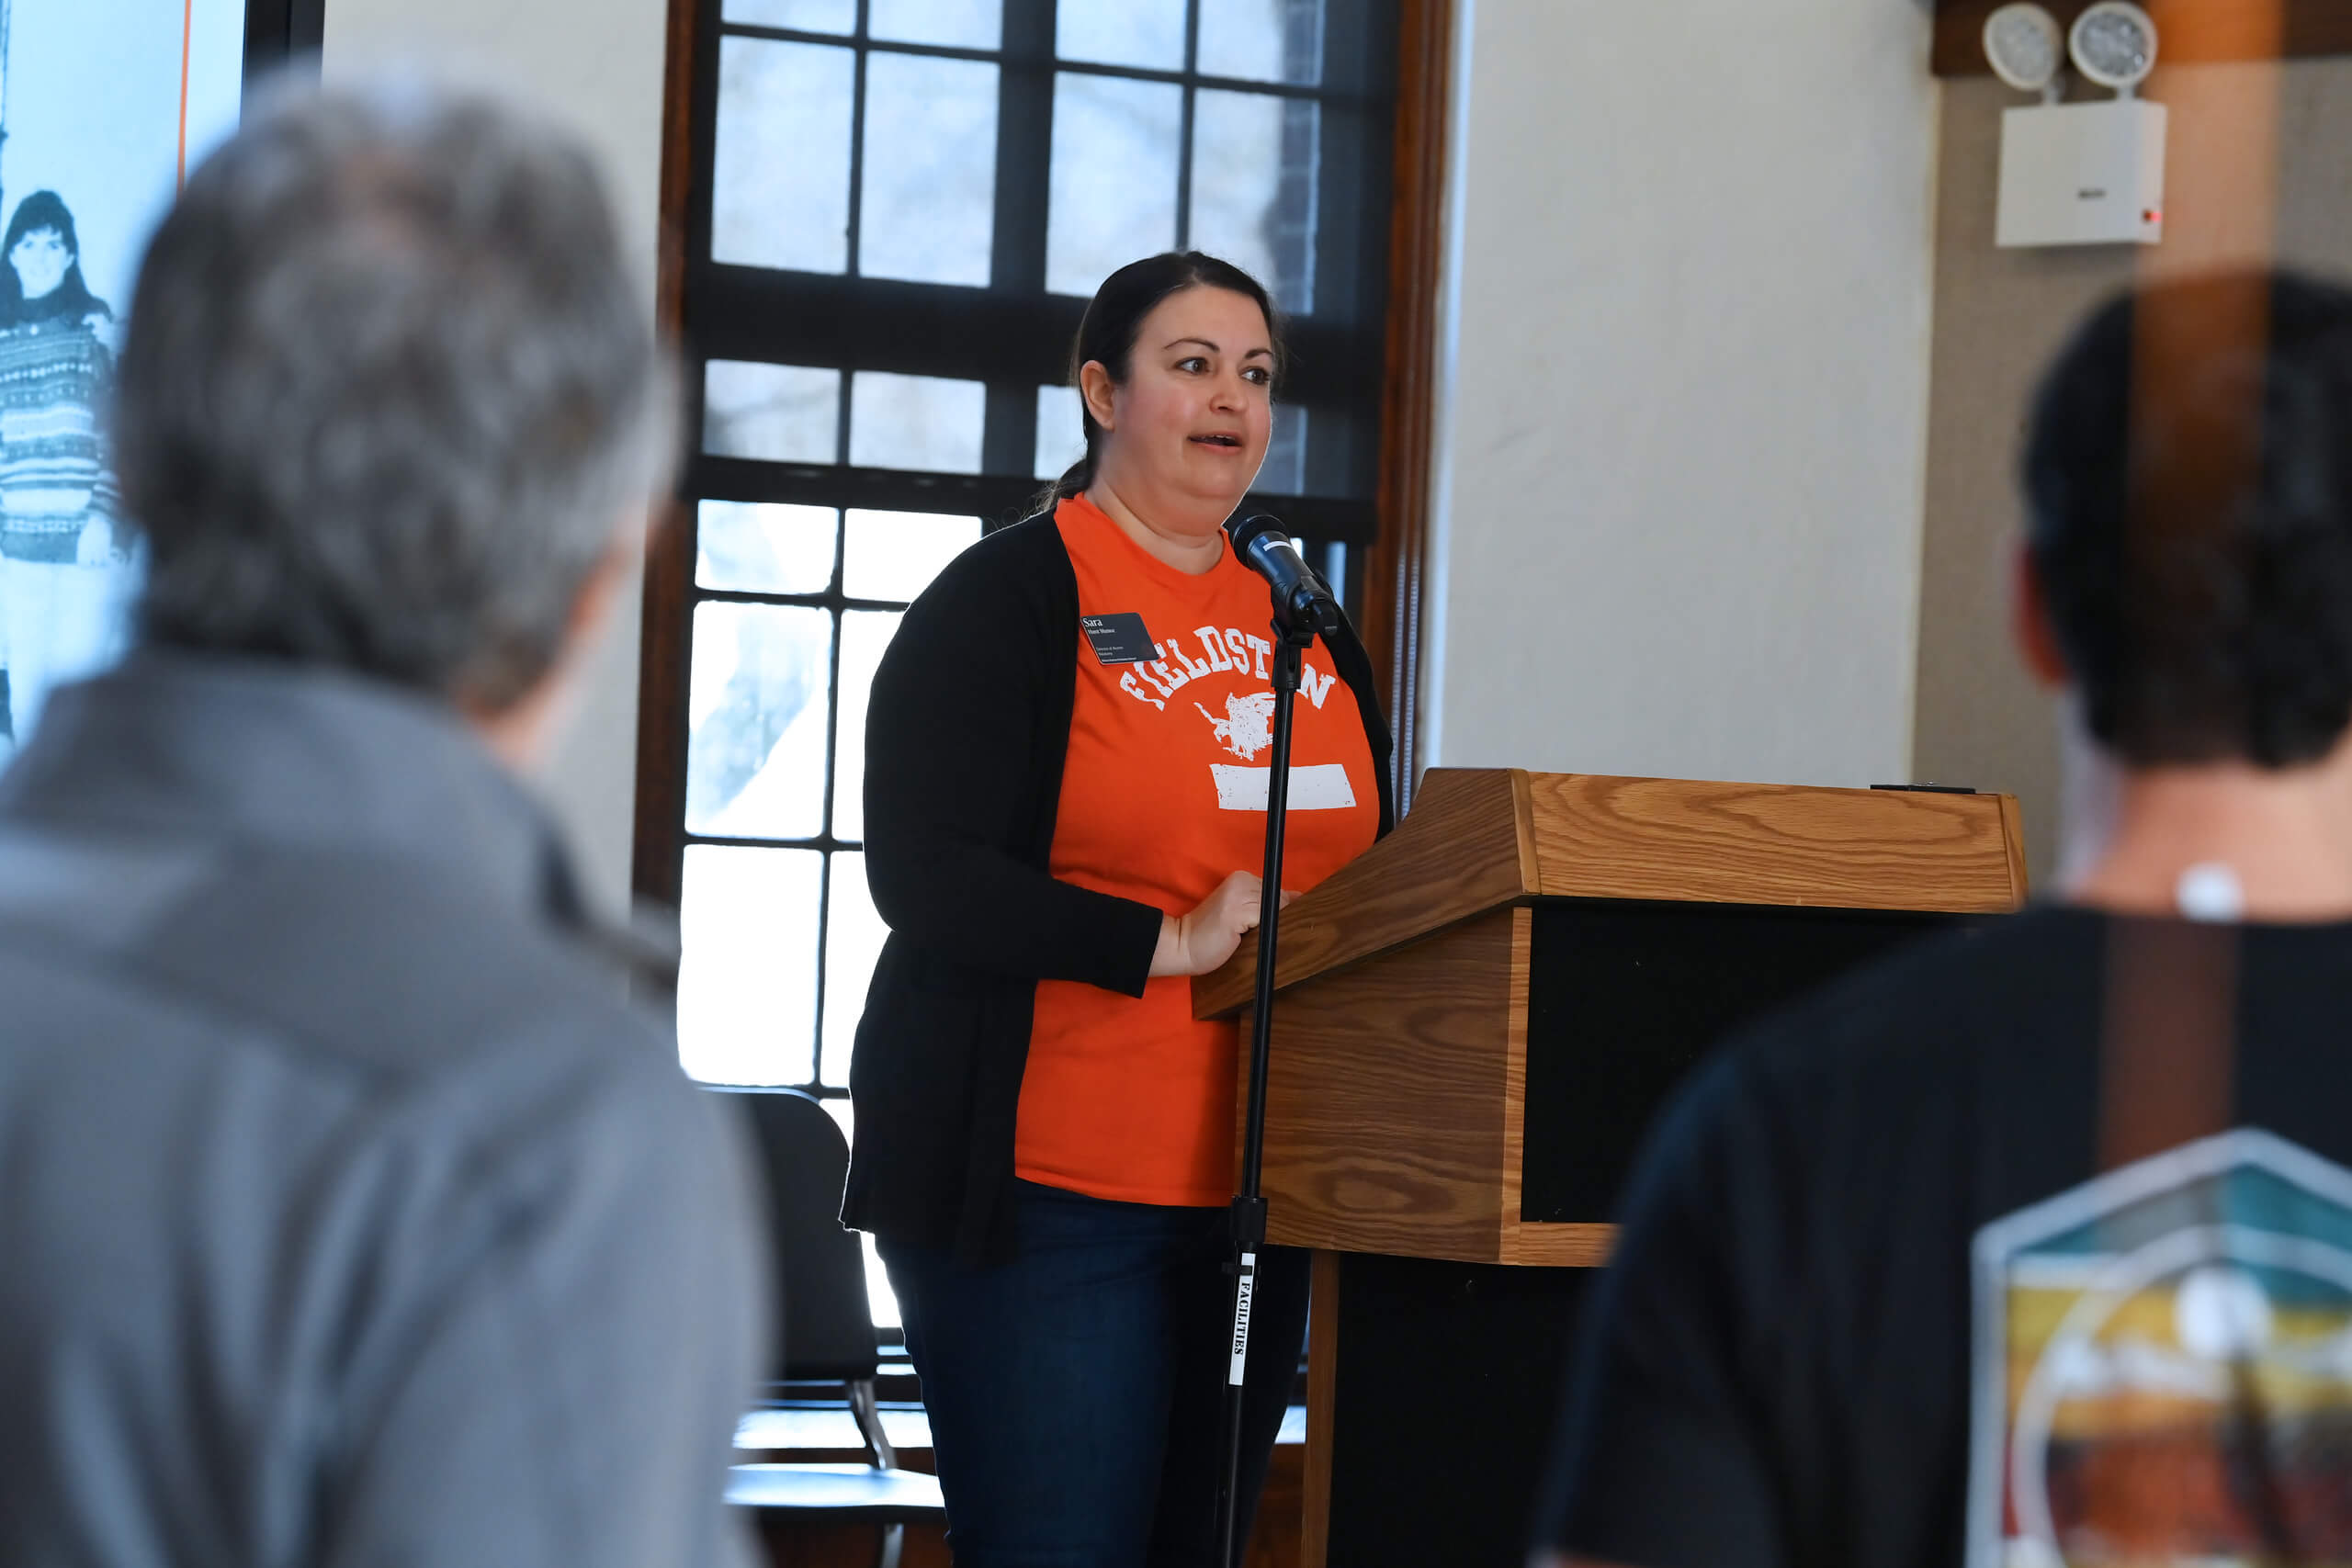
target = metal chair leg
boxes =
[852,1380,909,1568]
[847,1378,899,1470]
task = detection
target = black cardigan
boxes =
[841,513,1396,1264]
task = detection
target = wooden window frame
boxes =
[1361,0,1448,812]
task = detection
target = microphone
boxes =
[1226,513,1341,635]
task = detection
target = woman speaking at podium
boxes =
[844,252,1395,1565]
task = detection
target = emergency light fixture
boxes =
[1988,1,2166,248]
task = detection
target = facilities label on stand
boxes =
[1228,1251,1257,1386]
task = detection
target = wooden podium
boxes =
[1194,769,2028,1567]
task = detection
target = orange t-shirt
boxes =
[1015,495,1380,1207]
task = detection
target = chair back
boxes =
[722,1088,879,1385]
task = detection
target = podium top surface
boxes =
[1193,768,2028,1020]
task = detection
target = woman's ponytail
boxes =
[1032,451,1095,516]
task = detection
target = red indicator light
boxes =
[2144,209,2163,223]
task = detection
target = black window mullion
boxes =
[684,265,1377,400]
[691,456,1382,541]
[811,842,834,1086]
[1307,0,1392,326]
[695,585,914,614]
[691,457,1060,527]
[819,503,846,835]
[1060,59,1354,101]
[658,0,731,921]
[828,501,845,598]
[980,0,1057,479]
[1174,0,1200,251]
[981,384,1041,482]
[813,559,845,1080]
[689,0,725,274]
[721,22,990,59]
[687,831,864,853]
[989,0,1056,295]
[845,0,872,277]
[710,20,1363,103]
[714,23,1358,103]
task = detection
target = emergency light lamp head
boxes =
[1984,4,2064,96]
[2071,2,2158,95]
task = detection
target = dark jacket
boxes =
[0,651,768,1568]
[842,513,1396,1265]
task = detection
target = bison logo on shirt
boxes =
[1197,690,1278,761]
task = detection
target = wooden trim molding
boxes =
[1933,0,2349,75]
[632,0,707,908]
[1358,0,1454,816]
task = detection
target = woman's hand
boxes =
[1148,870,1298,978]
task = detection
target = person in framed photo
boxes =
[0,188,131,748]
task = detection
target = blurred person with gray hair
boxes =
[0,78,768,1568]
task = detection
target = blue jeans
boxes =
[880,1181,1309,1568]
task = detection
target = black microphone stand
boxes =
[1212,587,1329,1568]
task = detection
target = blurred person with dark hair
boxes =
[1536,269,2352,1568]
[0,80,767,1568]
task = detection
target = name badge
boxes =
[1081,613,1159,666]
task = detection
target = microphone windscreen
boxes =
[1226,513,1290,554]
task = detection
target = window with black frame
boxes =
[652,0,1402,1156]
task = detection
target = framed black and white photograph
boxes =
[0,0,320,758]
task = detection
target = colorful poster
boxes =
[0,0,244,756]
[1971,1130,2352,1568]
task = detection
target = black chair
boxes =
[719,1089,945,1568]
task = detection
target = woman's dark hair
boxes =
[1038,251,1282,509]
[2024,267,2352,767]
[4,189,110,324]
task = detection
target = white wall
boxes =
[1424,0,1942,792]
[322,0,670,914]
